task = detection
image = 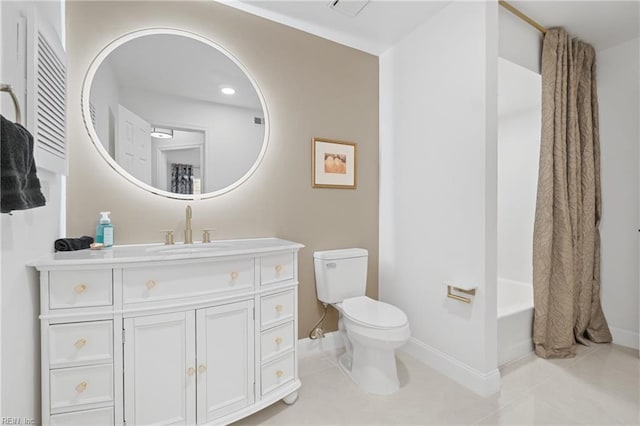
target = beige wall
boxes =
[66,1,379,338]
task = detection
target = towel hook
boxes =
[0,84,22,125]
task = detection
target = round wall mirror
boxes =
[81,28,269,199]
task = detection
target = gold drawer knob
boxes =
[198,364,207,374]
[74,338,87,349]
[230,272,239,280]
[187,367,196,377]
[275,304,283,313]
[74,284,87,294]
[275,264,283,274]
[274,337,283,345]
[145,280,156,290]
[75,381,87,393]
[276,370,284,378]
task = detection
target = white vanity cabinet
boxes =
[32,238,303,425]
[123,311,197,425]
[196,301,255,422]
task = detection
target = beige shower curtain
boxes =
[532,28,612,358]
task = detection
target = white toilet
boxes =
[313,248,410,395]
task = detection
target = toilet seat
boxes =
[342,296,407,330]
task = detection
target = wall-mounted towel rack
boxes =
[0,84,22,125]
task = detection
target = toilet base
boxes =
[338,343,400,395]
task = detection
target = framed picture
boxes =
[312,137,357,189]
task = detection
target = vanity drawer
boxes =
[50,364,113,411]
[49,270,112,310]
[261,352,294,396]
[49,321,113,368]
[123,259,254,304]
[50,406,114,425]
[261,321,294,363]
[260,253,294,285]
[260,290,295,330]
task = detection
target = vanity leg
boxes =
[282,391,299,405]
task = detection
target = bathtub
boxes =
[497,279,534,366]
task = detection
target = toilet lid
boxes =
[342,296,408,329]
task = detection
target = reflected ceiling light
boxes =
[150,127,174,139]
[221,87,236,95]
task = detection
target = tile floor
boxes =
[235,343,639,425]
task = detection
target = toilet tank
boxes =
[313,248,368,303]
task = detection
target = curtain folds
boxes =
[170,163,193,195]
[532,28,612,358]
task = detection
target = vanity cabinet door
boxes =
[196,300,254,423]
[124,311,196,426]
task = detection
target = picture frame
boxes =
[312,137,357,189]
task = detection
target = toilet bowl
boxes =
[334,296,410,395]
[313,248,410,395]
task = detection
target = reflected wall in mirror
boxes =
[83,29,269,199]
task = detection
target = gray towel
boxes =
[1,114,46,213]
[54,236,94,252]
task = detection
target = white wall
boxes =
[497,59,541,285]
[597,37,640,349]
[497,109,540,284]
[379,1,500,395]
[166,148,201,168]
[0,2,64,421]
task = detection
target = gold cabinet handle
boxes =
[75,381,87,393]
[275,264,283,274]
[145,280,157,290]
[274,337,283,345]
[187,367,196,377]
[230,272,239,281]
[74,284,87,294]
[275,304,283,313]
[198,364,207,374]
[74,338,87,349]
[276,370,284,378]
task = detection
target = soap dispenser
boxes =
[95,211,114,247]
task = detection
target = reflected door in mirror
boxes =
[117,105,152,185]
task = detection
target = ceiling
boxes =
[220,0,639,55]
[509,0,640,51]
[224,0,451,55]
[104,33,261,110]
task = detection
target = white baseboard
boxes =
[401,337,501,397]
[297,331,345,359]
[498,338,534,366]
[298,333,502,396]
[610,326,640,350]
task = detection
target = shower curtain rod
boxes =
[499,0,547,35]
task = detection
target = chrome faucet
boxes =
[185,205,193,244]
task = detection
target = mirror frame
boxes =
[81,28,270,200]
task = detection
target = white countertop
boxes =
[30,237,304,270]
